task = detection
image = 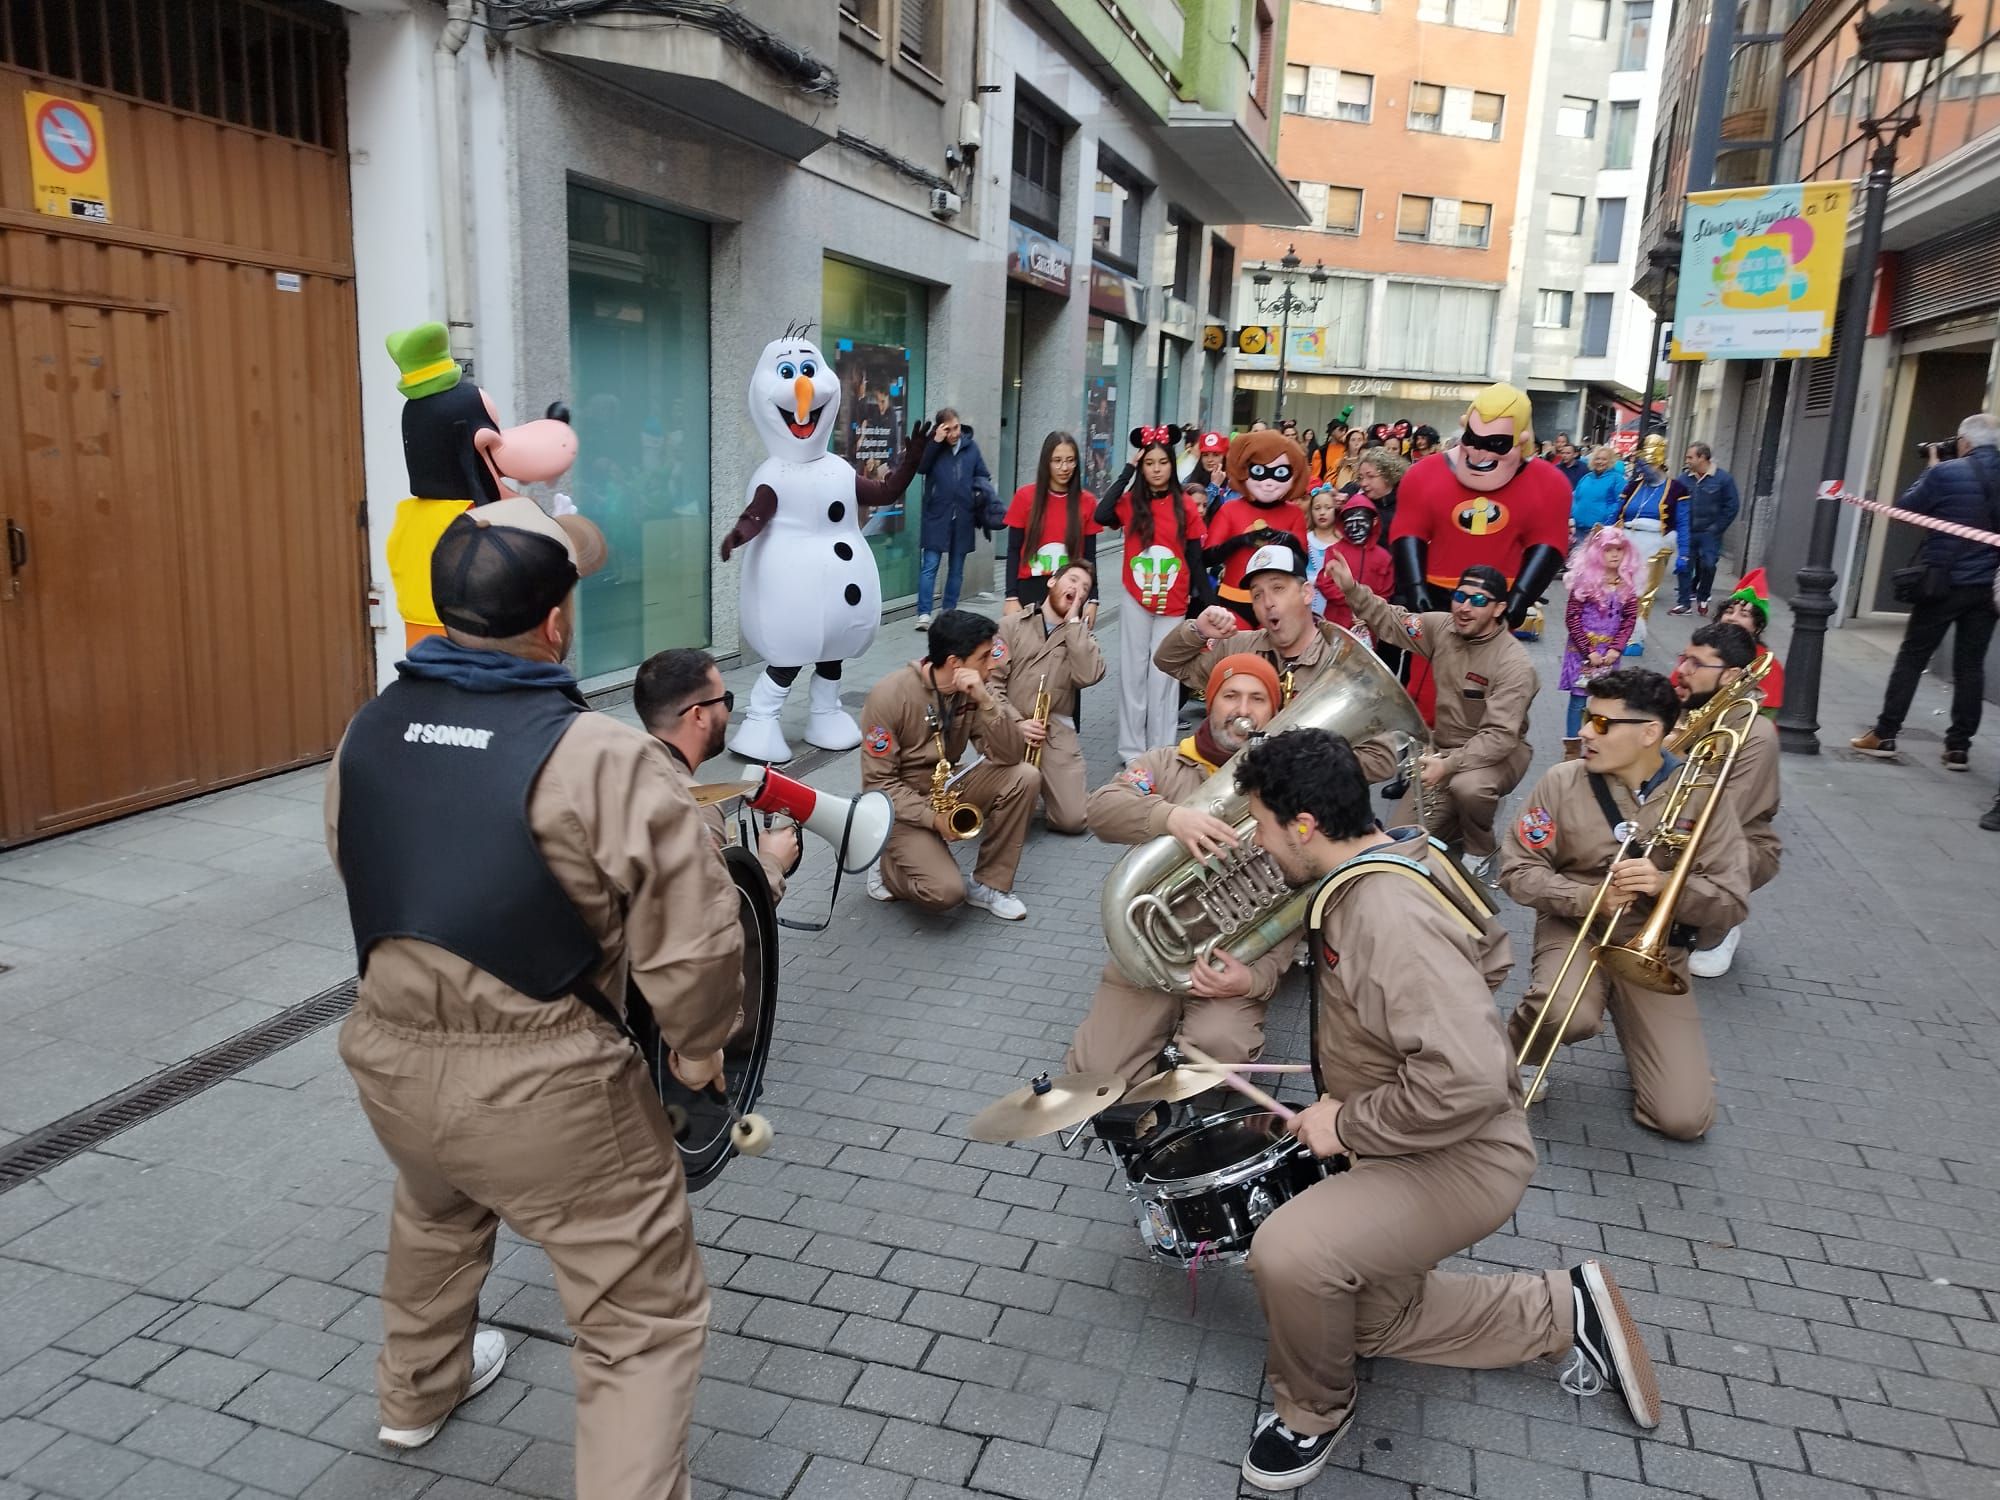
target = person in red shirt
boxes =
[1003,431,1103,620]
[1718,569,1785,715]
[1314,493,1395,642]
[1206,429,1311,626]
[1095,428,1208,762]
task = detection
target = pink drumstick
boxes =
[1178,1043,1297,1122]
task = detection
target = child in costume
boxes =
[1095,432,1207,761]
[1003,430,1102,616]
[1303,487,1340,618]
[1187,431,1232,521]
[1718,569,1785,715]
[1313,492,1394,645]
[1559,528,1642,746]
[1205,429,1311,626]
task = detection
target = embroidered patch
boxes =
[991,638,1009,663]
[1404,616,1424,642]
[1119,766,1157,795]
[864,725,894,757]
[1466,672,1489,687]
[1517,805,1556,850]
[1320,938,1341,970]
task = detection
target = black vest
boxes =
[337,673,600,999]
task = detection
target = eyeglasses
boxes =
[1580,712,1652,734]
[680,690,734,716]
[1673,653,1724,674]
[1451,589,1496,608]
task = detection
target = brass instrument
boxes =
[929,726,983,840]
[1100,626,1427,993]
[1280,666,1297,705]
[1515,669,1765,1103]
[1026,674,1051,769]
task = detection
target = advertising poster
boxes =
[1671,181,1853,361]
[832,338,910,538]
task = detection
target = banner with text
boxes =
[1671,180,1852,361]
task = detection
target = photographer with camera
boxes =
[1850,413,2000,789]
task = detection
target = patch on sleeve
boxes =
[1403,616,1424,642]
[1119,765,1156,795]
[991,638,1009,663]
[864,725,895,757]
[1320,938,1340,970]
[1516,805,1556,850]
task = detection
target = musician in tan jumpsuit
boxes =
[327,500,743,1500]
[859,610,1038,920]
[1064,654,1294,1084]
[1498,668,1751,1141]
[1154,541,1353,707]
[988,561,1106,834]
[1322,552,1540,861]
[1673,623,1780,978]
[634,646,796,898]
[1228,726,1660,1491]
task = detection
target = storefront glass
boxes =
[566,182,711,677]
[823,258,927,601]
[1083,314,1134,495]
[1158,335,1187,428]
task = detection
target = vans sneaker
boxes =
[966,881,1027,921]
[1241,1410,1349,1492]
[378,1329,508,1449]
[1560,1261,1660,1429]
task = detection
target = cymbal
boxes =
[1121,1066,1226,1106]
[966,1071,1127,1143]
[690,780,758,807]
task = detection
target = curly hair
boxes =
[1233,728,1376,842]
[1584,667,1680,733]
[1355,446,1409,488]
[1563,525,1642,604]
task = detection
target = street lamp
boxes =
[1779,0,1957,755]
[1249,245,1329,422]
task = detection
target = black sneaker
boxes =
[1241,1410,1349,1492]
[1943,749,1970,772]
[1560,1261,1661,1430]
[1981,800,2000,833]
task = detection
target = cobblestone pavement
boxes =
[3,581,2000,1500]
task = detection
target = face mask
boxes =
[1340,514,1372,543]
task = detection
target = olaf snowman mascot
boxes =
[721,324,934,763]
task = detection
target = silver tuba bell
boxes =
[1101,628,1429,993]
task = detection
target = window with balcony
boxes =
[1570,0,1609,39]
[1382,282,1497,374]
[1011,93,1065,235]
[1605,101,1638,168]
[1550,193,1585,234]
[1408,83,1505,140]
[1617,2,1652,68]
[1536,290,1575,328]
[1419,0,1514,34]
[1580,292,1614,356]
[1556,94,1597,137]
[1093,154,1146,271]
[1592,198,1626,262]
[1396,195,1493,248]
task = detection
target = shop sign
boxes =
[1202,324,1226,352]
[1089,262,1146,323]
[24,92,110,223]
[1236,325,1273,354]
[1671,180,1853,361]
[1008,221,1073,296]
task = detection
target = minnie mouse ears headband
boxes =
[1130,424,1193,450]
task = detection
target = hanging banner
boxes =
[24,92,111,223]
[1671,180,1852,361]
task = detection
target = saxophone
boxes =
[1026,674,1051,769]
[929,724,983,840]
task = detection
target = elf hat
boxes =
[386,321,463,400]
[1729,568,1769,603]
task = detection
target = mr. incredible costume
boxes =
[383,321,579,649]
[1389,383,1569,628]
[1206,430,1311,625]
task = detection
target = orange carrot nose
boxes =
[793,375,814,426]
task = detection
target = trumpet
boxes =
[1026,674,1051,769]
[1515,674,1761,1104]
[930,728,983,840]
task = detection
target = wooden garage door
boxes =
[0,0,366,845]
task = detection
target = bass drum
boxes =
[631,845,779,1192]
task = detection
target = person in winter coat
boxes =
[1669,442,1741,613]
[1314,492,1395,644]
[1569,446,1629,544]
[914,407,995,625]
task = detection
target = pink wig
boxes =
[1563,526,1642,603]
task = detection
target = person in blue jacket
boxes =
[1669,442,1741,614]
[914,407,996,626]
[1568,445,1629,545]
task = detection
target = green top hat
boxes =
[385,321,463,401]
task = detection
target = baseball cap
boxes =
[1242,541,1307,583]
[432,496,607,638]
[1196,431,1228,456]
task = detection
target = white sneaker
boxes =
[867,864,894,902]
[1688,924,1742,978]
[914,613,933,630]
[966,881,1026,921]
[378,1329,508,1449]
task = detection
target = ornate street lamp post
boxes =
[1250,245,1329,423]
[1779,0,1957,755]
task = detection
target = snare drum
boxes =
[1125,1109,1338,1263]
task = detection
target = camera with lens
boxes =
[1915,437,1958,455]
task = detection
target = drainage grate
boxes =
[0,977,358,1194]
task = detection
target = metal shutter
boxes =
[1890,213,2000,330]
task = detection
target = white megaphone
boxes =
[744,768,893,873]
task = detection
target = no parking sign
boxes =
[24,91,111,223]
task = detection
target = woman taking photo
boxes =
[1097,429,1207,761]
[1003,431,1102,619]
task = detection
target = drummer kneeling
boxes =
[1229,727,1662,1492]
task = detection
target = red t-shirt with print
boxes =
[1003,485,1103,580]
[1113,491,1206,617]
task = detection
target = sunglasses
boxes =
[1459,428,1517,456]
[680,690,735,715]
[1580,712,1652,734]
[1451,589,1496,608]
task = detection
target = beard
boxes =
[705,712,728,760]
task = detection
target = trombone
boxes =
[1515,675,1763,1104]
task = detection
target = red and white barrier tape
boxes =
[1822,482,2000,549]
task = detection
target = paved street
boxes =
[4,583,2000,1500]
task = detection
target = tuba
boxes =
[1101,628,1429,992]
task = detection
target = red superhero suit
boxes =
[1206,429,1310,625]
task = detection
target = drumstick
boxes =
[1177,1043,1297,1121]
[1180,1062,1313,1076]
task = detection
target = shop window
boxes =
[1409,82,1505,140]
[1093,154,1146,272]
[1571,0,1609,38]
[1083,316,1134,496]
[1012,91,1065,235]
[1557,94,1598,137]
[1605,102,1638,168]
[1580,292,1614,357]
[1550,193,1586,234]
[567,183,712,675]
[1593,198,1627,263]
[1382,282,1497,374]
[1617,2,1652,68]
[824,258,927,603]
[1536,290,1575,328]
